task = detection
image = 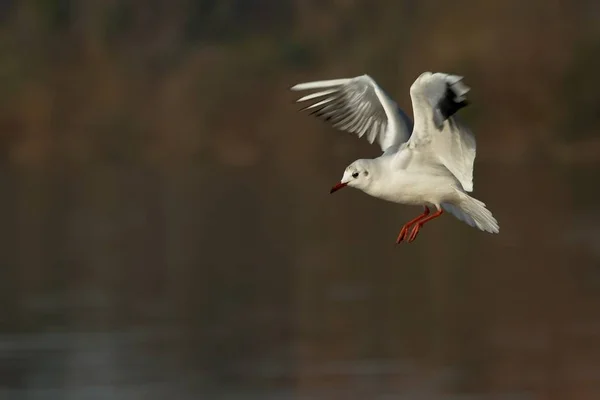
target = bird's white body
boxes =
[342,154,456,206]
[291,72,499,239]
[366,168,460,207]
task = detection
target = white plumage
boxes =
[291,71,499,243]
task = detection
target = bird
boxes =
[290,72,499,243]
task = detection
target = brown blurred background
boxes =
[0,0,600,399]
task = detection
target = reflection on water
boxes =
[5,265,598,400]
[0,328,535,399]
[0,164,599,399]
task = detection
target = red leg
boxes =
[407,209,444,243]
[396,206,430,244]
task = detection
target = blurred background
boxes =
[1,0,600,399]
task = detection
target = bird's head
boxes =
[330,159,374,193]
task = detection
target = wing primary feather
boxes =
[356,115,371,137]
[340,103,366,131]
[434,84,469,129]
[370,120,382,143]
[299,97,335,112]
[319,99,347,120]
[296,89,339,103]
[350,103,371,133]
[291,74,414,152]
[327,100,354,123]
[328,108,352,123]
[332,111,355,128]
[360,117,373,137]
[290,79,351,91]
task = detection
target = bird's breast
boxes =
[362,171,455,206]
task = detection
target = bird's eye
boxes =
[352,172,359,178]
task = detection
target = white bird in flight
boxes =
[290,72,499,243]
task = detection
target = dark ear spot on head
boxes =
[363,171,369,176]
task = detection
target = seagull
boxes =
[290,72,499,243]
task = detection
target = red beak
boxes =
[330,182,347,194]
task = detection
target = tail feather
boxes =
[442,193,499,234]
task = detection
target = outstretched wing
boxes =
[405,72,476,192]
[290,74,413,153]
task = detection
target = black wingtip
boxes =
[436,84,469,124]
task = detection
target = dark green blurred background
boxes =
[1,1,599,399]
